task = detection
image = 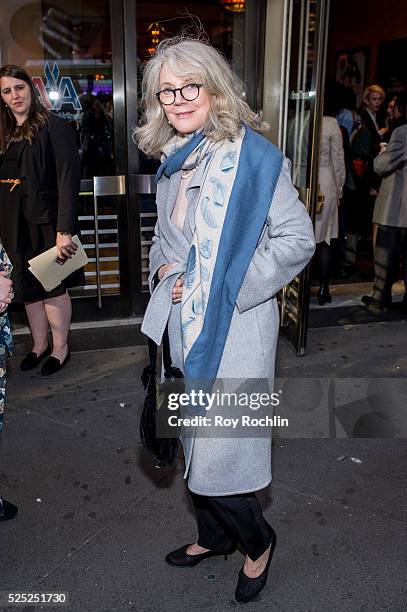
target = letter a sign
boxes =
[32,62,82,112]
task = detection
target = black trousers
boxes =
[373,225,407,306]
[316,240,334,287]
[190,492,272,561]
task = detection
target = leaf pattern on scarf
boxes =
[185,245,196,289]
[199,239,213,259]
[220,149,236,172]
[192,298,203,315]
[200,265,210,281]
[201,196,218,228]
[209,177,226,206]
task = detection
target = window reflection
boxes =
[1,0,113,179]
[136,0,247,107]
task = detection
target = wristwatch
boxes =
[58,231,72,236]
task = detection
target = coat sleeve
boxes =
[374,128,407,177]
[49,117,81,234]
[330,119,346,197]
[148,220,169,293]
[236,158,316,313]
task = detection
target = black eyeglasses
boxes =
[156,83,203,105]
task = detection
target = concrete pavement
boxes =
[1,320,406,611]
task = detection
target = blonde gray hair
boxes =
[134,36,267,159]
[362,84,385,105]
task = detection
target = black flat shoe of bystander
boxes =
[20,345,51,371]
[40,351,71,376]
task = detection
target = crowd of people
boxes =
[314,80,407,311]
[77,95,114,179]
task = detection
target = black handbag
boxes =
[140,325,183,468]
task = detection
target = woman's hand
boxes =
[56,233,78,262]
[157,264,183,303]
[158,262,176,280]
[378,127,388,137]
[0,272,14,305]
[172,276,184,304]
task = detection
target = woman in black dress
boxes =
[357,84,387,241]
[0,65,81,375]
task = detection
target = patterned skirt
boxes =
[0,246,13,433]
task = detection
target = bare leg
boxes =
[243,545,271,578]
[43,292,71,362]
[24,300,49,355]
[186,543,210,554]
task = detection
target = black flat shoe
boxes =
[317,285,332,306]
[41,351,70,376]
[361,295,391,312]
[0,497,18,521]
[20,346,51,371]
[165,537,236,568]
[235,527,277,604]
[361,294,374,306]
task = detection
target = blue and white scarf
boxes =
[151,126,283,381]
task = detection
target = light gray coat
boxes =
[373,124,407,228]
[142,157,316,496]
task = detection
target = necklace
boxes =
[181,167,197,180]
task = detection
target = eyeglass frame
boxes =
[155,83,203,105]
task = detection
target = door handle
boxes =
[129,173,157,194]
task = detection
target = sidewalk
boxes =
[1,320,406,611]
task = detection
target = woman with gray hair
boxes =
[136,37,315,603]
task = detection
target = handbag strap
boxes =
[147,328,173,375]
[147,272,176,377]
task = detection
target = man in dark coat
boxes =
[362,94,407,312]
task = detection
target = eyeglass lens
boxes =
[159,84,200,104]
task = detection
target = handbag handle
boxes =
[146,329,173,377]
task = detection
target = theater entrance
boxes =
[0,0,268,324]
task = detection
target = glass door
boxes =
[128,0,267,308]
[279,0,331,354]
[0,0,131,319]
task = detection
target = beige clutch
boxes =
[316,185,325,214]
[28,235,88,292]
